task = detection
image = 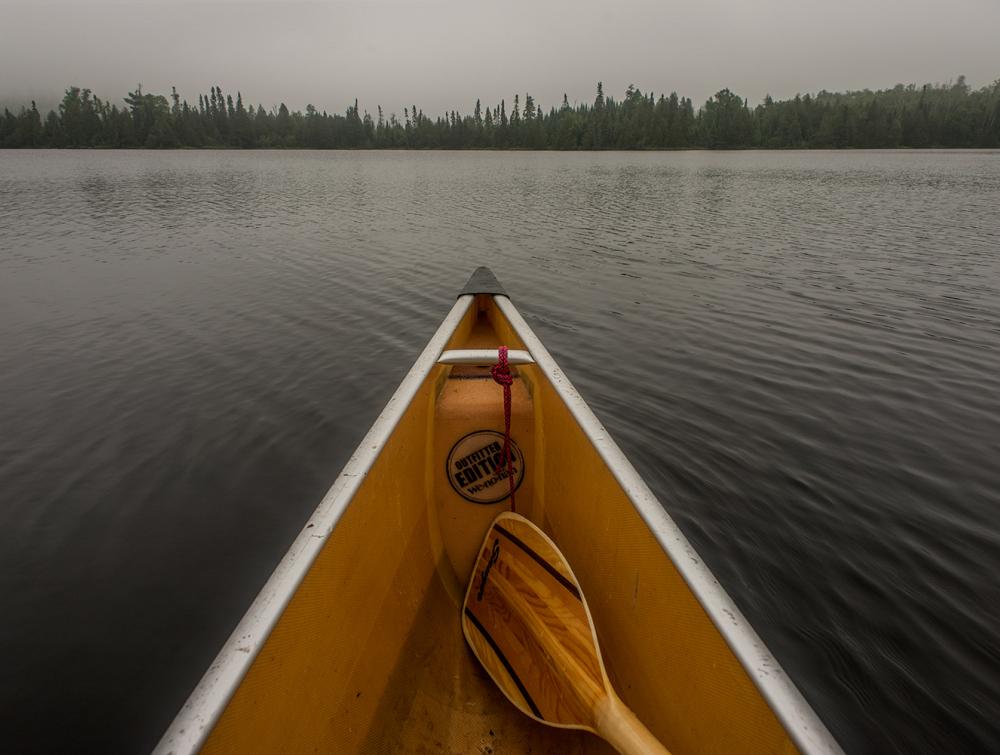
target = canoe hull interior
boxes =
[158,290,839,755]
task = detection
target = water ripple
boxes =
[1,149,999,753]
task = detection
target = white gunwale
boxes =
[153,294,474,755]
[495,294,842,755]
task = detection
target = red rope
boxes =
[490,346,515,512]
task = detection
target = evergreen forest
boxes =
[2,78,998,149]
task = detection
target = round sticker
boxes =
[446,430,525,504]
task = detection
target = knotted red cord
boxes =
[490,346,516,512]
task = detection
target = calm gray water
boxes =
[1,149,999,753]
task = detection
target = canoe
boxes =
[155,267,841,755]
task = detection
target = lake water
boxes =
[1,149,998,753]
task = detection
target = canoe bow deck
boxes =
[155,268,841,755]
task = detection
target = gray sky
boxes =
[1,0,998,116]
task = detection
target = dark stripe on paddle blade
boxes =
[494,524,581,601]
[463,606,542,719]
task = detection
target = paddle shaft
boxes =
[595,694,672,755]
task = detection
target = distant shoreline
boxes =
[3,79,998,150]
[4,145,997,152]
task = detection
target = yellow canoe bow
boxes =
[155,267,842,755]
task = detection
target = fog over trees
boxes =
[3,78,998,149]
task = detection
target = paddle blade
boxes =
[461,512,608,730]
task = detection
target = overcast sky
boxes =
[1,0,998,115]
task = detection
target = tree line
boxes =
[2,77,998,150]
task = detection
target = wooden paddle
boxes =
[462,512,671,755]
